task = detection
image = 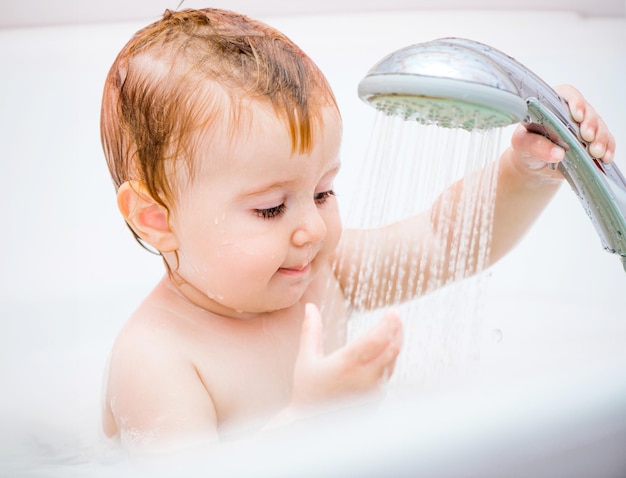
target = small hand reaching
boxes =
[289,303,403,414]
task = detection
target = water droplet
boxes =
[492,328,503,343]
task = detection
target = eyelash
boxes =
[254,190,335,220]
[314,190,335,205]
[255,204,286,220]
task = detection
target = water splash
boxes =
[338,111,504,388]
[492,328,504,344]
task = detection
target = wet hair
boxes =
[100,8,338,217]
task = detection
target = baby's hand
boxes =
[290,303,402,412]
[510,84,615,181]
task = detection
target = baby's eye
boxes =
[254,203,286,220]
[314,190,335,205]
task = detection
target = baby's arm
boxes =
[268,303,402,426]
[104,333,219,453]
[336,85,615,308]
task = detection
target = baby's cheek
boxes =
[324,206,343,249]
[225,239,283,277]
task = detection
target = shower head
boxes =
[358,40,529,131]
[358,38,626,271]
[358,38,575,132]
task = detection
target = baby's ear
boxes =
[117,181,178,253]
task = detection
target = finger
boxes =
[578,102,599,144]
[556,84,585,123]
[347,326,389,364]
[380,308,403,354]
[388,308,403,353]
[368,310,403,374]
[346,310,400,365]
[556,85,614,163]
[299,303,323,360]
[557,84,602,150]
[511,125,565,166]
[587,116,615,162]
[384,308,402,340]
[601,130,616,163]
[360,310,402,367]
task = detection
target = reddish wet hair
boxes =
[101,8,338,212]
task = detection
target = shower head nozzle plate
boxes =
[359,74,528,131]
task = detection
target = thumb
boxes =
[299,303,323,360]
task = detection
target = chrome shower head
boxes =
[358,38,626,271]
[358,40,528,130]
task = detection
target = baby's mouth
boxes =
[278,262,312,276]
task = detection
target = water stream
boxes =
[340,111,505,388]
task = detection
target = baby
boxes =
[100,8,615,452]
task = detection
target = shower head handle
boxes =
[448,37,626,259]
[526,98,626,259]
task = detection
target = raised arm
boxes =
[335,85,615,311]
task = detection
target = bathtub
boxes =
[1,6,625,477]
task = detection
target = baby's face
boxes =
[166,103,343,315]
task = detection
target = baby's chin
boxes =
[202,294,306,320]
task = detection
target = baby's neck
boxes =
[155,274,305,323]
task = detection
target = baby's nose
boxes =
[291,205,327,246]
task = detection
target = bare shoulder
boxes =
[103,293,219,449]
